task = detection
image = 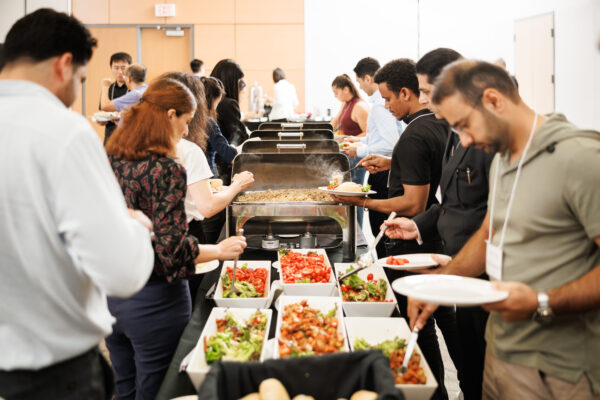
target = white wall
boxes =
[0,0,69,42]
[304,0,419,118]
[305,0,600,131]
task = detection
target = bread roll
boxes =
[209,179,223,190]
[335,182,362,192]
[259,378,291,400]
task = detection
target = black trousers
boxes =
[188,219,207,307]
[456,307,488,400]
[0,347,114,400]
[367,170,390,259]
[201,210,226,245]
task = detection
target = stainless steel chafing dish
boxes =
[258,122,334,131]
[249,129,334,141]
[226,153,356,258]
[240,139,339,154]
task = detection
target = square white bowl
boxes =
[274,295,348,359]
[214,260,271,308]
[334,263,397,317]
[345,317,438,400]
[186,307,272,389]
[277,249,335,296]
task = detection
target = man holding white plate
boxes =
[403,60,600,399]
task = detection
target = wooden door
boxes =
[141,27,191,83]
[515,13,555,114]
[83,27,138,140]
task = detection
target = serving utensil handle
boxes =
[231,228,244,290]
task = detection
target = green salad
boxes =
[339,265,389,302]
[353,337,407,357]
[204,311,268,363]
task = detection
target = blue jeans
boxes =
[106,279,191,400]
[348,156,367,228]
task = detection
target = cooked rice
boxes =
[236,188,333,202]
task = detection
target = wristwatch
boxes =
[532,291,554,324]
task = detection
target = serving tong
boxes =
[229,228,244,296]
[401,326,420,373]
[337,211,397,282]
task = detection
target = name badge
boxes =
[485,240,503,281]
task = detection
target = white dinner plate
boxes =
[318,186,376,197]
[195,259,220,275]
[378,253,452,270]
[90,112,118,122]
[391,275,509,306]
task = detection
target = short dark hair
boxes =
[353,57,380,79]
[110,52,132,66]
[126,64,146,83]
[432,59,520,106]
[210,59,244,102]
[191,59,204,73]
[374,58,419,96]
[332,74,361,99]
[2,8,96,67]
[416,48,462,83]
[273,68,286,83]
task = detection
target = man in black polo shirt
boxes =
[99,52,131,144]
[332,59,450,400]
[385,48,496,400]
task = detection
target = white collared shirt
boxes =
[357,90,403,158]
[269,79,299,120]
[0,80,154,370]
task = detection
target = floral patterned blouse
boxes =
[109,153,199,282]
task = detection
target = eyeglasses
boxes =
[451,95,482,134]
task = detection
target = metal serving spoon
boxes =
[338,211,397,282]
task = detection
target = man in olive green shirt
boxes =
[404,60,600,399]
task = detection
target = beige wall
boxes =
[72,0,305,114]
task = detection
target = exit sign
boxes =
[155,4,176,17]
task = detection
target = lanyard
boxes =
[488,112,538,246]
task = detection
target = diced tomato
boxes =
[280,250,331,284]
[367,273,374,281]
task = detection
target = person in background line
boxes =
[190,58,204,77]
[338,59,450,400]
[385,48,495,400]
[96,52,131,144]
[268,67,299,121]
[100,64,148,114]
[202,76,238,177]
[347,57,403,257]
[210,58,249,184]
[409,59,600,400]
[199,76,242,244]
[0,9,154,400]
[104,78,247,400]
[331,74,370,227]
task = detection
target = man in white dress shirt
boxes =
[269,67,299,121]
[0,9,154,399]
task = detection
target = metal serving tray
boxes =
[240,139,340,154]
[249,129,334,141]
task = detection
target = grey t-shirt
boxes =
[485,113,600,393]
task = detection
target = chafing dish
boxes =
[227,153,356,259]
[258,122,334,131]
[249,129,333,141]
[240,139,340,154]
